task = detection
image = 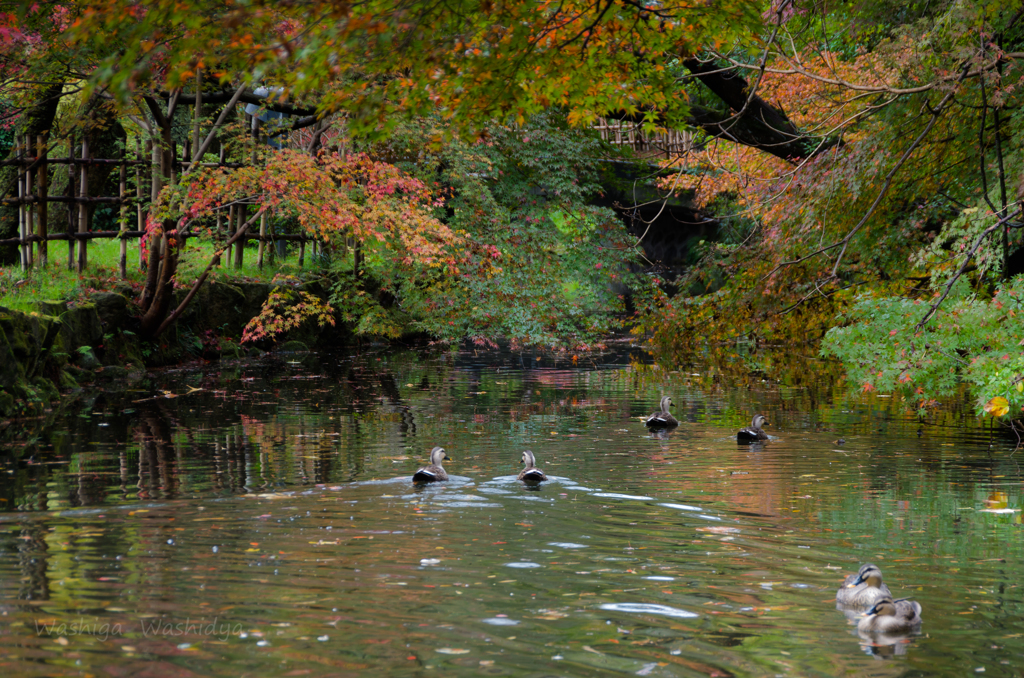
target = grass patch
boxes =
[1,238,313,312]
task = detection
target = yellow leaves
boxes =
[984,396,1010,417]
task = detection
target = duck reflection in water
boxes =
[857,629,918,658]
[648,426,674,441]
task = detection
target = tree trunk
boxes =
[609,58,839,162]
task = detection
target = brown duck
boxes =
[857,596,922,634]
[644,396,678,428]
[517,450,547,483]
[737,414,769,443]
[412,446,451,483]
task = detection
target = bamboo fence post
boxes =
[36,134,48,269]
[226,204,233,263]
[24,136,34,268]
[234,201,245,269]
[77,138,89,272]
[169,139,176,187]
[136,139,144,268]
[66,136,75,270]
[16,138,26,271]
[192,70,203,157]
[257,208,267,269]
[217,142,226,264]
[216,207,224,264]
[150,139,160,203]
[119,144,128,278]
[248,113,256,165]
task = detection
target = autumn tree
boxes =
[5,0,1024,412]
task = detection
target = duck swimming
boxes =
[836,563,892,607]
[737,414,769,443]
[857,596,922,634]
[516,450,547,483]
[644,396,678,428]
[412,446,451,483]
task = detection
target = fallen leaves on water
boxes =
[436,648,470,654]
[534,609,569,620]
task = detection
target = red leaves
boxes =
[182,149,463,272]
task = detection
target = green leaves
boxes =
[821,277,1024,416]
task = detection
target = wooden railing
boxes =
[591,118,695,158]
[1,126,313,276]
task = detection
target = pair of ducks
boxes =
[412,447,546,484]
[644,396,770,443]
[838,563,923,634]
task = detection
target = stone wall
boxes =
[0,281,348,420]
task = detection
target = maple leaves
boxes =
[242,275,335,344]
[185,149,462,273]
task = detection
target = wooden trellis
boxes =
[0,119,313,277]
[591,118,695,158]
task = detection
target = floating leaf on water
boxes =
[534,609,569,620]
[481,617,519,626]
[599,603,698,619]
[436,648,470,654]
[984,396,1010,417]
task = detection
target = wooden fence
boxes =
[3,114,695,277]
[591,118,695,158]
[0,125,313,277]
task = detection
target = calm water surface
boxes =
[1,347,1022,677]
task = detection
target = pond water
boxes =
[1,346,1022,677]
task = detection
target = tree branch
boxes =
[762,62,972,282]
[153,208,266,337]
[914,208,1023,332]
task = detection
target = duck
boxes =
[857,596,922,634]
[836,563,892,607]
[737,414,769,443]
[517,450,547,483]
[412,446,451,483]
[644,396,678,428]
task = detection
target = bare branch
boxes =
[761,62,972,282]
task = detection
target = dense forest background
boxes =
[1,0,1023,420]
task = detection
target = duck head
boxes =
[751,414,769,430]
[430,446,451,465]
[850,563,884,588]
[863,596,897,619]
[520,450,537,468]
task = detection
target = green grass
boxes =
[0,238,312,312]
